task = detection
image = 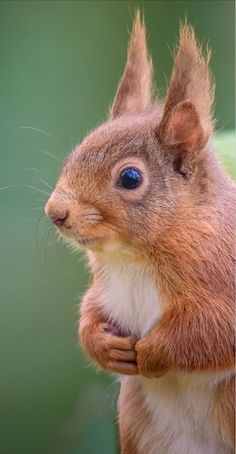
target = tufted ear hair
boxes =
[156,23,215,176]
[111,11,154,118]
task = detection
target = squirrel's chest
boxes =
[99,262,162,337]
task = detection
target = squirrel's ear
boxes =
[110,11,153,118]
[158,101,205,153]
[157,23,214,161]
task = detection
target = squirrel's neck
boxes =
[154,152,235,301]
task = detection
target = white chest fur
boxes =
[137,371,233,454]
[98,261,162,337]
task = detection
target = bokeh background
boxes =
[0,1,235,453]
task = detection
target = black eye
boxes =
[118,167,142,190]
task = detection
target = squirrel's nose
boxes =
[45,199,69,227]
[51,211,68,227]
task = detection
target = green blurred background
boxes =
[0,1,235,453]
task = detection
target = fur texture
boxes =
[45,11,235,453]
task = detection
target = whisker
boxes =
[21,184,50,196]
[35,198,48,204]
[37,177,53,191]
[35,212,49,252]
[0,184,50,197]
[22,168,54,190]
[17,206,45,213]
[43,227,54,268]
[37,148,62,163]
[12,214,47,228]
[46,236,60,248]
[14,126,64,151]
[14,216,38,226]
[55,235,73,278]
[22,167,44,174]
[0,185,15,192]
[40,224,53,237]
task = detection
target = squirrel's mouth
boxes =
[76,237,102,248]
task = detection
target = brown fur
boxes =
[45,11,235,453]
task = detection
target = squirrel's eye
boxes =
[118,167,142,190]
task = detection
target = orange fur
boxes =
[111,11,154,118]
[213,377,235,450]
[119,377,152,454]
[45,11,235,453]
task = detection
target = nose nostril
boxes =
[45,198,69,228]
[53,211,68,227]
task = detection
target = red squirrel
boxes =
[45,12,235,454]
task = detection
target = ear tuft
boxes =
[157,22,215,152]
[111,10,154,118]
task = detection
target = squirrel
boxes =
[45,11,235,454]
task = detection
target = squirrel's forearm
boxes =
[137,301,235,373]
[79,285,105,354]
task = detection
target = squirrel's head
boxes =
[45,12,214,257]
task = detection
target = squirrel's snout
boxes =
[45,197,69,228]
[45,193,103,241]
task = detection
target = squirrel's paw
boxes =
[135,338,167,378]
[89,323,138,375]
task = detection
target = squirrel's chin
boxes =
[55,227,103,249]
[75,237,101,248]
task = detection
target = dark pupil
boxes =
[119,168,142,189]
